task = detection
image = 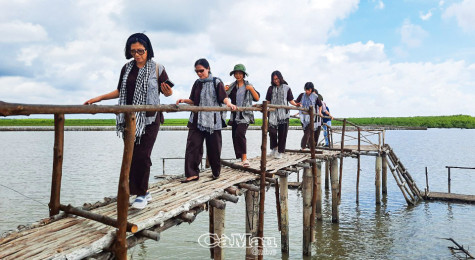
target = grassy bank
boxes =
[1,115,474,128]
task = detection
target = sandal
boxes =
[242,160,250,168]
[181,176,199,183]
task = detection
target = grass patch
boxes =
[1,115,474,128]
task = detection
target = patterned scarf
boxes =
[116,59,154,143]
[299,92,319,129]
[226,80,255,124]
[189,73,224,134]
[269,84,289,127]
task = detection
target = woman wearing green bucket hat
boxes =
[225,64,260,167]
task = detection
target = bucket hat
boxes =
[229,64,248,76]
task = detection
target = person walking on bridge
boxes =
[295,82,323,149]
[265,70,299,159]
[177,58,236,183]
[84,33,173,209]
[225,64,260,167]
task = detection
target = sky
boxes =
[0,0,474,118]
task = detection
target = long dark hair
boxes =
[271,70,288,86]
[194,58,211,73]
[124,33,154,60]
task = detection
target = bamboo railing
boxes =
[0,100,383,259]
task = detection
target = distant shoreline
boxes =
[0,115,473,129]
[0,125,427,131]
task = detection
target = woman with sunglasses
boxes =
[176,58,236,182]
[84,33,173,209]
[266,70,299,159]
[295,82,323,150]
[225,64,260,167]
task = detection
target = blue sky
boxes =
[331,0,475,63]
[0,0,474,118]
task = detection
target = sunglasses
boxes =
[195,69,205,73]
[130,49,146,55]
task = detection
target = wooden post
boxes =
[338,119,346,204]
[356,127,361,203]
[325,160,330,191]
[448,167,451,193]
[245,190,259,260]
[382,154,388,195]
[425,167,429,194]
[49,113,64,217]
[316,161,322,221]
[257,101,269,260]
[308,106,319,241]
[214,204,226,260]
[275,178,281,232]
[302,166,313,256]
[279,174,289,253]
[375,155,382,205]
[209,205,214,258]
[330,158,339,223]
[114,112,136,260]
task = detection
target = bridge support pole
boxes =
[316,161,322,221]
[325,160,330,191]
[375,155,382,205]
[330,158,339,223]
[279,174,289,253]
[302,166,313,256]
[49,113,64,217]
[213,203,226,260]
[114,112,135,260]
[382,154,388,195]
[245,190,259,259]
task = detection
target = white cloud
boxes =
[0,0,474,118]
[443,0,475,32]
[375,0,385,10]
[0,21,48,43]
[399,19,428,48]
[419,10,433,21]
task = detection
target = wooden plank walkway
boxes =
[424,192,475,204]
[0,152,313,260]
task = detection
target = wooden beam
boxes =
[49,113,64,217]
[114,112,136,260]
[257,101,269,260]
[59,204,137,233]
[302,167,313,256]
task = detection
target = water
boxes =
[1,129,474,259]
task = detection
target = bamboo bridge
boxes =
[0,101,423,259]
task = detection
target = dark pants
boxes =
[232,122,248,159]
[129,116,160,196]
[269,120,289,153]
[300,125,322,149]
[185,128,222,178]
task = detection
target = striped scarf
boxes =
[226,80,255,124]
[189,73,224,134]
[116,59,154,143]
[299,92,318,129]
[269,84,290,127]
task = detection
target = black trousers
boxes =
[129,115,160,196]
[232,122,248,159]
[301,125,321,149]
[185,128,222,178]
[268,120,289,153]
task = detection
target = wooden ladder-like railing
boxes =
[384,144,423,205]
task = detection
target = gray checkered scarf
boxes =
[189,73,224,134]
[226,80,255,124]
[269,84,290,127]
[116,59,154,143]
[299,92,319,129]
